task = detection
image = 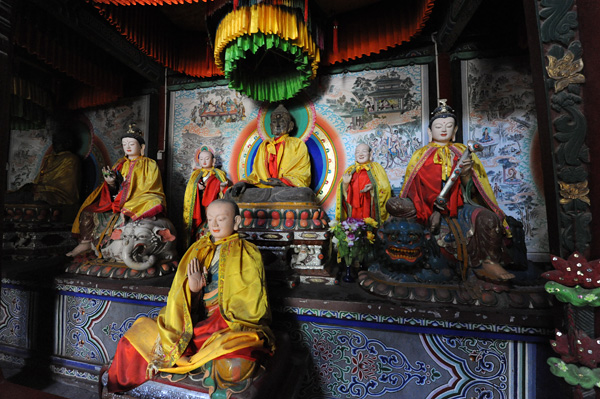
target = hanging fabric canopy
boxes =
[93,0,205,4]
[92,2,221,78]
[325,0,436,64]
[88,0,436,100]
[13,3,124,110]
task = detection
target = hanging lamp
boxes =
[207,0,321,102]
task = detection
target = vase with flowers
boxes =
[329,217,378,282]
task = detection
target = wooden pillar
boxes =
[578,0,600,260]
[522,0,586,258]
[523,1,596,398]
[0,0,14,272]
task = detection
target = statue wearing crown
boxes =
[66,124,176,275]
[396,100,515,283]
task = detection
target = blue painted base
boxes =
[0,267,563,398]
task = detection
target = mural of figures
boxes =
[314,66,427,196]
[169,65,428,230]
[463,56,549,255]
[7,129,51,191]
[84,95,150,166]
[169,89,259,241]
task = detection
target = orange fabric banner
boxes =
[91,0,436,77]
[13,4,124,109]
[92,0,208,5]
[323,0,436,65]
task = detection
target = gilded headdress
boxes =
[121,123,145,146]
[428,99,457,127]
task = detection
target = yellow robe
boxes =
[335,161,392,222]
[244,134,311,188]
[71,156,166,234]
[400,142,511,236]
[32,151,81,205]
[124,233,274,374]
[182,167,228,248]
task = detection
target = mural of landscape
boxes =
[312,66,428,193]
[463,56,549,255]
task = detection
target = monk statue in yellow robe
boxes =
[335,143,392,223]
[106,199,274,397]
[399,100,514,282]
[229,104,311,198]
[5,127,81,206]
[183,149,231,247]
[67,124,166,257]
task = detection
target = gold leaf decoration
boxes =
[559,180,590,205]
[546,50,586,92]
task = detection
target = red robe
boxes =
[404,151,464,224]
[346,169,373,219]
[192,175,225,232]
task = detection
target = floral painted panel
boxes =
[463,57,549,256]
[279,319,536,399]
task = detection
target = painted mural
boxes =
[6,128,51,191]
[83,95,150,168]
[6,96,150,194]
[168,65,428,239]
[463,57,549,256]
[313,66,428,194]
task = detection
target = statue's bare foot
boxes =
[473,260,515,282]
[66,241,93,257]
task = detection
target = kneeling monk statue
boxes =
[107,199,274,397]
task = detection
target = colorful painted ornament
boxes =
[210,1,321,102]
[543,251,600,288]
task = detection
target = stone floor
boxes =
[1,363,98,399]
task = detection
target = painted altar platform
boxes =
[0,260,565,398]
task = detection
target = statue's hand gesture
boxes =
[230,181,247,197]
[342,172,352,185]
[146,361,159,380]
[429,210,442,235]
[102,166,117,187]
[187,258,207,293]
[360,183,373,193]
[460,153,473,178]
[260,178,284,187]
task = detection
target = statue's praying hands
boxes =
[187,257,207,293]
